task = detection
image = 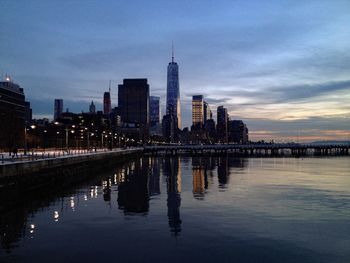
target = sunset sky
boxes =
[1,0,349,142]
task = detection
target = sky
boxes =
[1,0,349,142]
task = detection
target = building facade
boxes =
[166,48,181,129]
[150,96,160,127]
[192,95,204,129]
[103,91,111,114]
[228,120,249,144]
[162,104,178,143]
[0,78,26,149]
[118,79,150,140]
[217,106,228,143]
[54,99,63,120]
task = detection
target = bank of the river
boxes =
[0,148,143,211]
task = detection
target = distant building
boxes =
[192,95,204,129]
[203,101,212,124]
[204,119,216,141]
[54,99,63,120]
[89,100,96,114]
[0,77,26,149]
[111,106,121,129]
[228,120,249,144]
[103,91,111,114]
[217,106,228,143]
[162,105,178,143]
[166,46,181,129]
[150,96,160,127]
[118,79,149,125]
[118,79,150,140]
[24,101,32,123]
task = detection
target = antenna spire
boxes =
[172,41,174,63]
[108,80,111,93]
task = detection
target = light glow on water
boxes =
[1,156,349,262]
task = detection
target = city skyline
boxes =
[1,0,350,142]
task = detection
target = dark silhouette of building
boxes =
[0,77,26,150]
[150,96,160,127]
[118,79,149,126]
[54,99,63,120]
[204,119,216,142]
[166,45,181,129]
[89,100,96,114]
[110,106,121,130]
[103,91,111,114]
[162,105,178,143]
[24,101,32,124]
[228,120,249,144]
[118,79,150,140]
[217,106,228,143]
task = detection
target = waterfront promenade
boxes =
[0,148,143,177]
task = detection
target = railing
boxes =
[0,148,124,164]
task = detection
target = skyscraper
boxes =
[54,99,63,120]
[192,95,204,129]
[166,45,181,129]
[118,78,149,126]
[89,100,96,114]
[203,101,212,123]
[103,91,111,114]
[217,106,228,143]
[150,96,160,127]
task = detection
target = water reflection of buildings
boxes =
[192,157,205,199]
[218,155,248,188]
[163,156,182,236]
[117,158,150,215]
[148,157,161,196]
[192,156,218,199]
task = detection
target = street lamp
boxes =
[24,124,36,155]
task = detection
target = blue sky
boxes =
[1,0,350,141]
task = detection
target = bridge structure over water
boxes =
[144,143,350,156]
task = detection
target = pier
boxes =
[144,143,350,156]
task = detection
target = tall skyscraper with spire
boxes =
[166,44,181,129]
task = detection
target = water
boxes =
[1,156,349,263]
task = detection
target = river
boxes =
[1,156,349,262]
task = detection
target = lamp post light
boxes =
[24,125,36,155]
[24,126,27,155]
[87,131,90,150]
[56,131,60,150]
[65,128,69,152]
[102,131,106,149]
